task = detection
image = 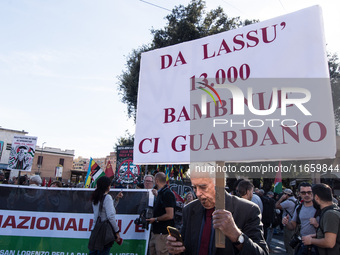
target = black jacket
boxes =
[181,192,269,255]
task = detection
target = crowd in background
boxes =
[1,169,340,255]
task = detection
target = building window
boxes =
[6,143,12,150]
[37,156,43,165]
[59,158,64,166]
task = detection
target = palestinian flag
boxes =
[84,158,105,188]
[273,161,282,194]
[90,160,105,188]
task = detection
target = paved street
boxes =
[269,232,286,255]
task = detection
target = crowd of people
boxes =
[1,169,340,255]
[151,175,340,255]
[87,169,340,255]
[0,170,64,187]
[232,180,340,255]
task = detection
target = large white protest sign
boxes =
[134,6,336,164]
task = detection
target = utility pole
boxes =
[37,142,46,175]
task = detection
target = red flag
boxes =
[48,177,52,187]
[42,178,46,187]
[105,160,114,178]
[173,190,184,203]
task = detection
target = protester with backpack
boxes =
[276,189,298,255]
[282,182,320,255]
[302,184,340,255]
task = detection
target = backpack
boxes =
[260,195,276,226]
[284,198,300,218]
[318,206,340,255]
[295,202,320,229]
[318,206,340,236]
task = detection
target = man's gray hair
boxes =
[30,175,42,185]
[144,174,154,182]
[189,162,216,180]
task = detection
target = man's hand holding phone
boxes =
[166,226,185,254]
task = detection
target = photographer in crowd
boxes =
[276,188,298,255]
[302,184,340,255]
[147,172,176,255]
[282,183,319,255]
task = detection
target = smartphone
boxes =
[167,226,183,243]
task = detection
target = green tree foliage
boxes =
[114,130,134,151]
[118,46,151,120]
[117,0,256,120]
[328,53,340,131]
[151,1,254,48]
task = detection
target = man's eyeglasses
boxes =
[300,191,312,195]
[144,180,153,183]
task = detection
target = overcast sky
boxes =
[0,0,339,158]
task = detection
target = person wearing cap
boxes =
[276,188,297,255]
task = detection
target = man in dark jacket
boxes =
[167,164,268,255]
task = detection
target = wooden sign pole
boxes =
[215,161,225,248]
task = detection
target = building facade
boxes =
[73,157,88,171]
[31,146,75,182]
[70,153,117,185]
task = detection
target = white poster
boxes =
[55,166,63,177]
[8,135,37,171]
[134,6,336,164]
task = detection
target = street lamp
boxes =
[38,142,46,175]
